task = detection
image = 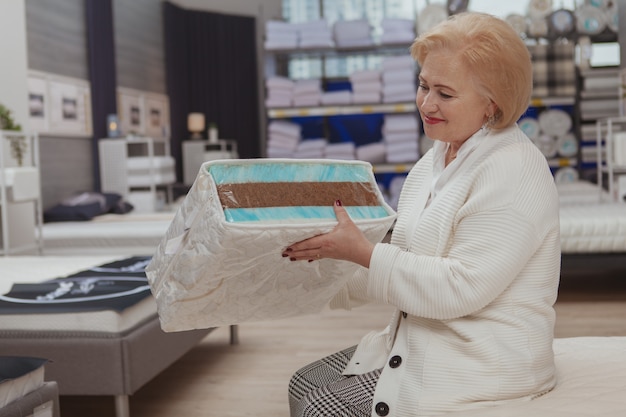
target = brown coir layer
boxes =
[216,182,380,208]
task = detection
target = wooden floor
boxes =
[59,267,626,417]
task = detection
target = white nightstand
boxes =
[182,139,238,185]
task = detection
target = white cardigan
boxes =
[331,125,561,416]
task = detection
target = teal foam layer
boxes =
[223,206,391,222]
[208,161,371,184]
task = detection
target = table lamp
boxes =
[187,113,205,139]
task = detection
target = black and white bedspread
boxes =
[0,256,157,334]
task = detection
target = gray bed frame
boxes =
[0,316,238,417]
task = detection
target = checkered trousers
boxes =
[289,345,381,417]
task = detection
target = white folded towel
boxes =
[349,70,381,83]
[334,37,376,48]
[352,92,381,104]
[294,79,322,95]
[333,19,372,40]
[266,20,298,34]
[297,138,328,151]
[266,89,293,101]
[383,91,416,103]
[268,120,302,138]
[325,142,356,158]
[381,55,416,71]
[384,131,419,144]
[356,142,387,164]
[294,149,325,159]
[351,80,382,94]
[296,19,330,32]
[293,93,321,107]
[387,151,419,164]
[386,140,419,156]
[299,35,335,49]
[381,18,415,33]
[266,76,295,90]
[265,96,292,108]
[321,90,352,105]
[381,32,416,45]
[382,82,415,97]
[267,134,300,150]
[384,114,419,133]
[382,69,415,84]
[264,36,298,50]
[266,147,295,158]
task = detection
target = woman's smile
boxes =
[423,115,445,125]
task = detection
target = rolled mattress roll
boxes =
[146,159,397,331]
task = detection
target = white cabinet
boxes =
[182,140,238,185]
[0,130,43,255]
[99,137,175,212]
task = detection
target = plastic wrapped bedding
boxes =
[146,159,396,332]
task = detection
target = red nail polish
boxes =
[282,253,289,258]
[335,199,342,206]
[290,257,296,262]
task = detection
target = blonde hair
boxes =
[410,12,532,130]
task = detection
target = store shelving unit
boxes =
[596,116,626,201]
[0,130,43,255]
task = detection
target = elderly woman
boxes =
[284,12,560,417]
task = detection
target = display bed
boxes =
[0,256,235,417]
[557,181,626,273]
[444,337,626,417]
[40,212,175,255]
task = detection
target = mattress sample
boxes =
[560,202,626,253]
[147,159,397,331]
[443,337,626,417]
[0,256,157,333]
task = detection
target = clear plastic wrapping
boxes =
[146,159,396,332]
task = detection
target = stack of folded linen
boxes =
[382,114,420,163]
[381,55,416,103]
[350,70,382,104]
[321,90,352,106]
[264,20,298,50]
[380,18,416,45]
[298,19,334,49]
[356,141,387,164]
[265,76,294,108]
[325,142,356,160]
[293,78,323,107]
[266,120,302,158]
[387,174,407,210]
[333,19,374,48]
[294,138,327,159]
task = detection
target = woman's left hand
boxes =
[282,200,375,268]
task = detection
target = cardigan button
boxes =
[388,355,402,368]
[402,311,408,318]
[375,402,390,416]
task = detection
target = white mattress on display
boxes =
[560,203,626,253]
[41,212,174,255]
[0,255,157,333]
[557,180,626,254]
